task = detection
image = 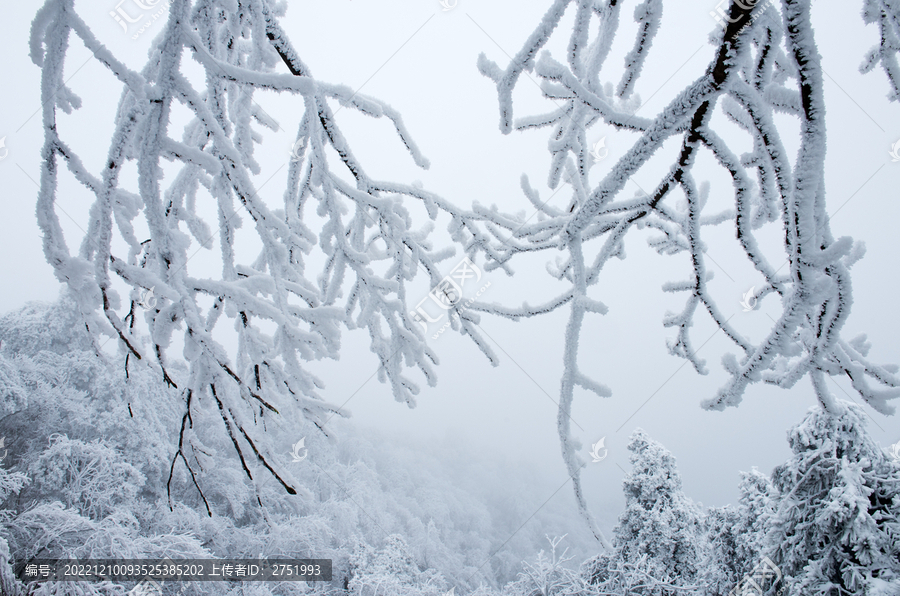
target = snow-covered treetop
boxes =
[766,401,900,593]
[621,429,685,504]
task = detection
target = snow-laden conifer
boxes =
[582,430,702,594]
[762,402,900,595]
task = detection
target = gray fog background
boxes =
[1,0,898,538]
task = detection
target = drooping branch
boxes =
[473,0,900,546]
[29,0,499,505]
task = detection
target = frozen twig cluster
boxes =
[473,0,900,547]
[860,0,900,102]
[29,0,493,509]
[582,555,700,596]
[512,535,578,595]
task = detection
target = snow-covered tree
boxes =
[499,408,900,595]
[698,469,777,596]
[761,401,900,595]
[582,430,703,595]
[469,0,900,546]
[0,464,27,596]
[2,298,573,594]
[0,300,213,595]
[696,504,743,596]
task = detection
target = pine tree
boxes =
[584,429,703,595]
[502,535,578,596]
[698,469,777,596]
[763,402,900,595]
[697,504,743,596]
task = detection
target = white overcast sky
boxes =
[1,0,899,538]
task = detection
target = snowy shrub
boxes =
[5,501,95,562]
[348,535,448,596]
[0,467,26,508]
[29,435,145,520]
[501,536,578,596]
[0,354,27,415]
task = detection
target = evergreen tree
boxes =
[584,429,703,595]
[763,402,900,595]
[698,469,777,595]
[697,504,743,596]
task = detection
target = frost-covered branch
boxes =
[860,0,900,101]
[29,0,493,508]
[474,0,900,547]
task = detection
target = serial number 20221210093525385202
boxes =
[16,559,333,582]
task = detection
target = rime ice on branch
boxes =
[860,0,900,102]
[29,0,497,509]
[474,0,900,547]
